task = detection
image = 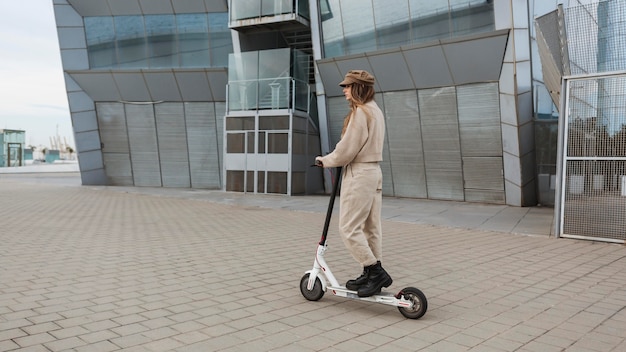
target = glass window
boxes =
[228,51,259,110]
[226,116,255,130]
[226,133,245,153]
[231,0,260,21]
[85,13,231,70]
[85,17,116,68]
[267,171,287,194]
[226,170,244,191]
[261,0,292,17]
[178,14,209,68]
[208,13,232,67]
[340,0,376,55]
[321,0,345,58]
[259,116,289,130]
[257,171,265,193]
[267,133,288,153]
[258,48,290,79]
[115,16,147,68]
[373,0,410,50]
[247,131,255,153]
[297,0,310,19]
[258,131,266,153]
[246,171,255,192]
[409,0,451,44]
[449,0,494,37]
[321,0,495,59]
[145,15,178,68]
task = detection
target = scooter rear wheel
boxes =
[300,273,325,301]
[397,287,427,319]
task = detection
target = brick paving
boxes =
[0,173,625,351]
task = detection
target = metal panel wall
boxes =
[383,90,427,198]
[457,83,504,203]
[96,103,133,185]
[419,87,464,201]
[155,103,191,187]
[126,104,162,187]
[326,96,349,147]
[186,102,222,188]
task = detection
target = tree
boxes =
[66,146,75,160]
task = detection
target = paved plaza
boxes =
[1,172,625,351]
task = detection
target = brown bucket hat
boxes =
[339,69,375,87]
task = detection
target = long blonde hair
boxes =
[341,84,376,137]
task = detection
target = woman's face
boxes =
[342,84,353,101]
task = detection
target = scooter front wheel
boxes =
[300,273,325,301]
[398,287,427,319]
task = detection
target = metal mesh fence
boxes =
[565,0,626,76]
[535,1,626,242]
[562,75,626,242]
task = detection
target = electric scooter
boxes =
[300,167,427,319]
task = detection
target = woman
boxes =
[315,69,392,297]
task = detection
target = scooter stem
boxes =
[320,167,342,245]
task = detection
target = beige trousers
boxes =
[339,162,383,267]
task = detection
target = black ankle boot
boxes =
[345,265,372,291]
[357,262,393,297]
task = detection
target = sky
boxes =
[0,0,74,148]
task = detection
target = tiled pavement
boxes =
[1,172,625,352]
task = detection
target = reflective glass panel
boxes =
[145,15,177,68]
[208,13,232,67]
[115,16,147,68]
[297,0,310,19]
[321,0,345,58]
[340,0,376,55]
[85,17,116,68]
[409,0,451,44]
[449,0,494,37]
[228,52,259,110]
[85,13,231,69]
[321,0,495,59]
[267,133,289,153]
[178,13,209,68]
[261,0,292,16]
[231,0,260,21]
[259,49,290,109]
[373,0,410,50]
[259,48,290,79]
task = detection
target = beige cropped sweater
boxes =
[318,100,385,167]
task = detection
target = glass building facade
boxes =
[84,13,232,69]
[52,0,569,206]
[321,0,494,57]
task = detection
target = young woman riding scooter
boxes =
[315,69,392,298]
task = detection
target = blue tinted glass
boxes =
[178,14,209,68]
[449,0,494,37]
[145,15,178,68]
[297,0,310,19]
[321,0,345,58]
[409,0,451,44]
[114,16,147,68]
[84,13,231,70]
[340,0,376,55]
[208,13,232,67]
[321,0,495,59]
[373,0,410,50]
[85,17,116,68]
